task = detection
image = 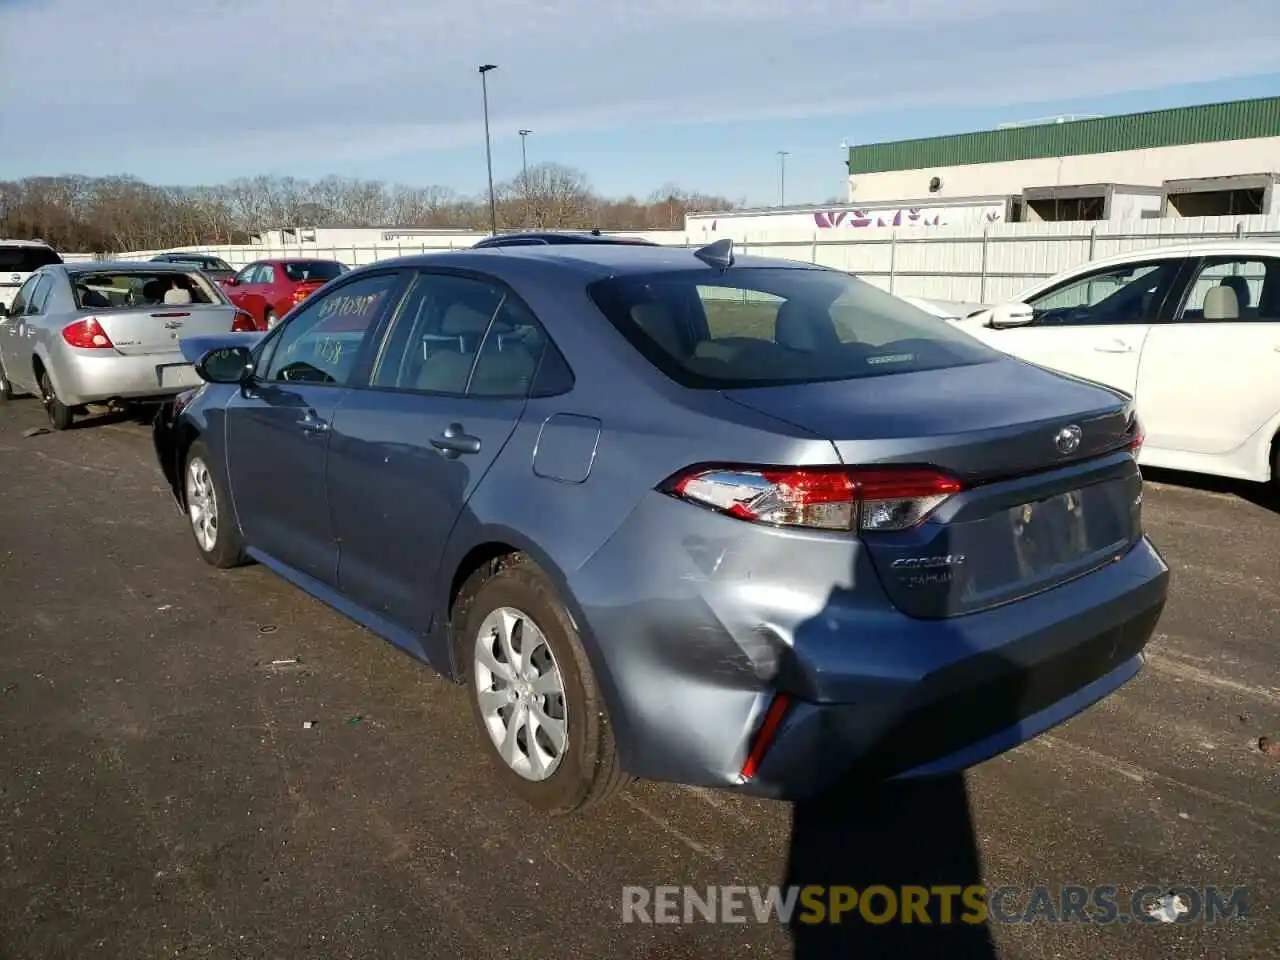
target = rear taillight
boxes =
[666,464,963,533]
[1128,414,1144,457]
[62,318,114,349]
[292,286,316,305]
[231,310,256,332]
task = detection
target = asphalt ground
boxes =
[0,399,1276,960]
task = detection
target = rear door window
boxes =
[588,267,995,388]
[1174,257,1280,322]
[370,272,553,397]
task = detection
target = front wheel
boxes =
[461,560,629,815]
[184,439,249,568]
[39,370,74,430]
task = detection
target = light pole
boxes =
[518,129,532,183]
[777,150,789,207]
[479,63,498,235]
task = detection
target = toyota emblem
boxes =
[1054,424,1083,455]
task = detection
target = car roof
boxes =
[382,242,823,280]
[473,231,658,247]
[1082,239,1280,269]
[249,257,344,264]
[64,260,206,274]
[0,239,56,249]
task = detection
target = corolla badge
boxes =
[1054,424,1083,455]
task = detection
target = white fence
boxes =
[92,213,1280,305]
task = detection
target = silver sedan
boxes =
[0,261,254,430]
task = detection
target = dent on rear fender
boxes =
[566,492,876,783]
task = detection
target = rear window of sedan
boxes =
[72,271,222,309]
[586,266,997,388]
[284,261,345,282]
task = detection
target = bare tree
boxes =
[0,169,739,252]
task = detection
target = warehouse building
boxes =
[687,96,1280,233]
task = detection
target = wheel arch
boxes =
[440,529,639,773]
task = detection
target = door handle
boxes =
[431,423,481,458]
[1093,340,1132,353]
[297,410,329,434]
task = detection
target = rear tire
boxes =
[0,358,14,402]
[183,439,248,569]
[1270,434,1280,498]
[39,370,74,430]
[263,309,277,330]
[460,559,629,815]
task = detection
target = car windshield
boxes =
[586,266,996,388]
[0,246,63,272]
[284,261,344,282]
[72,270,222,309]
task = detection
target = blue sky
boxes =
[2,0,1278,206]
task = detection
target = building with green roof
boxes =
[843,97,1280,222]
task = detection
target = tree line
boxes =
[0,165,741,253]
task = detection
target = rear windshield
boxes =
[72,271,222,310]
[284,261,345,282]
[586,267,996,388]
[0,246,63,272]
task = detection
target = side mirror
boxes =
[195,345,254,384]
[224,276,238,287]
[988,301,1035,329]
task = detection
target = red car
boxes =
[221,258,348,330]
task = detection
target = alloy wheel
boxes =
[185,456,219,552]
[474,606,568,781]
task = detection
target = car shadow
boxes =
[785,774,996,958]
[70,404,163,430]
[778,534,1025,959]
[1141,465,1277,511]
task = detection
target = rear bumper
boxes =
[54,348,201,406]
[744,559,1164,798]
[568,491,1169,800]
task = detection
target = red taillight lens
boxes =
[62,318,114,349]
[1128,414,1144,457]
[231,310,256,332]
[740,693,791,781]
[667,464,963,532]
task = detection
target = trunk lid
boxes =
[92,303,241,356]
[724,358,1143,618]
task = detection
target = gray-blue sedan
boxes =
[153,240,1168,815]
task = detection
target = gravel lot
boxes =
[1,400,1276,960]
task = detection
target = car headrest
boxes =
[1217,275,1251,308]
[1202,285,1239,321]
[774,298,841,351]
[163,287,193,305]
[440,302,492,337]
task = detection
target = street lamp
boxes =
[479,63,498,235]
[777,150,790,207]
[518,129,532,183]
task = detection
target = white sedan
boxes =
[921,241,1280,492]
